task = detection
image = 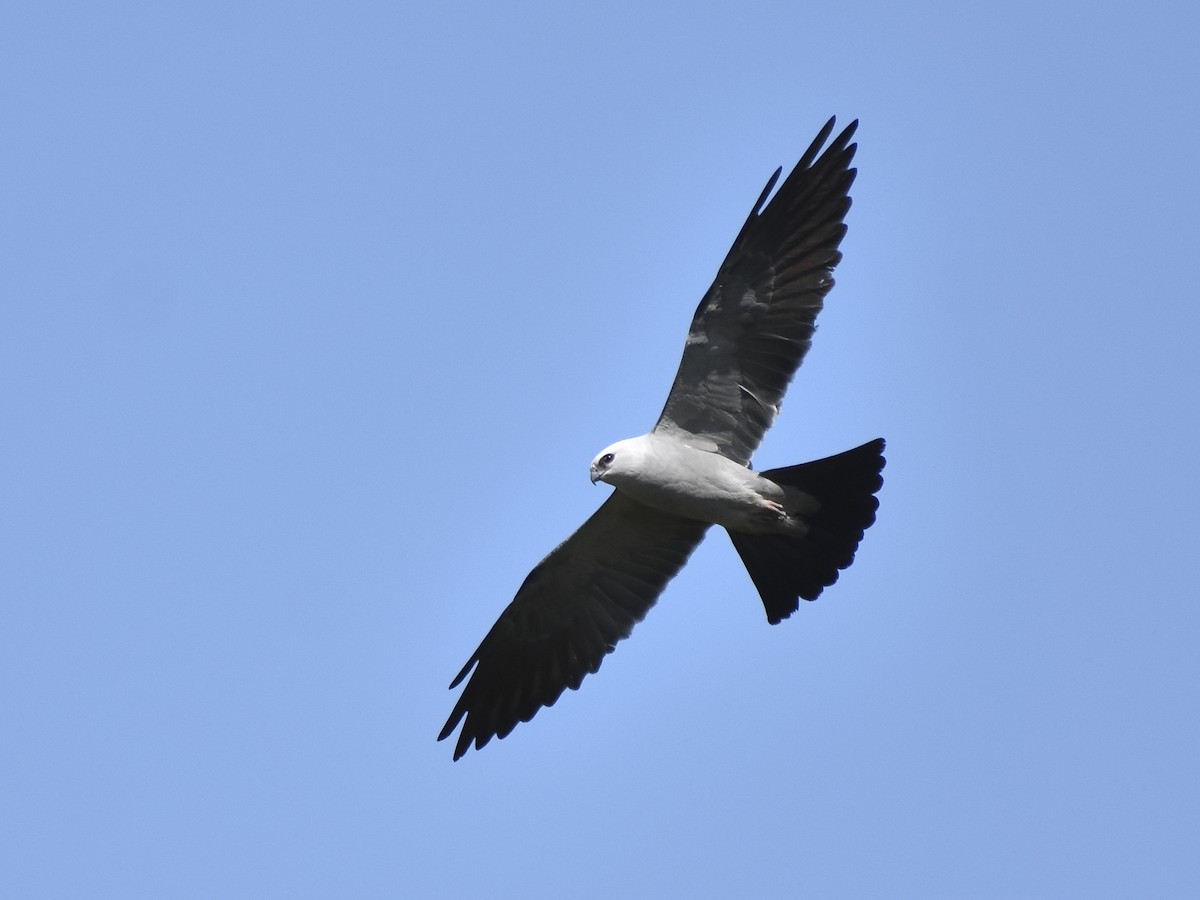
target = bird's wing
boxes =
[439,492,710,760]
[654,117,858,465]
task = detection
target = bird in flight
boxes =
[439,117,884,760]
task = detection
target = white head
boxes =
[589,437,646,486]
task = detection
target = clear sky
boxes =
[3,2,1198,897]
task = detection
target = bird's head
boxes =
[589,437,642,485]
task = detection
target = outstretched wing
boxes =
[654,117,858,465]
[439,493,709,760]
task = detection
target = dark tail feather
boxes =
[728,438,885,624]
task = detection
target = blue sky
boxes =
[3,2,1198,897]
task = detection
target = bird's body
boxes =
[439,117,885,760]
[590,434,802,535]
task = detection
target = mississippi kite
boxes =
[440,117,884,760]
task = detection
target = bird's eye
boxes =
[600,453,614,466]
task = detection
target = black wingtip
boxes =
[751,167,783,217]
[812,117,859,166]
[797,116,840,169]
[438,710,476,761]
[816,115,837,145]
[436,717,457,744]
[447,655,476,690]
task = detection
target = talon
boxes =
[762,499,788,519]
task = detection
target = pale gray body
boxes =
[589,433,815,535]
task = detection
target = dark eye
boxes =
[599,453,614,466]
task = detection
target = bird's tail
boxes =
[728,438,885,624]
